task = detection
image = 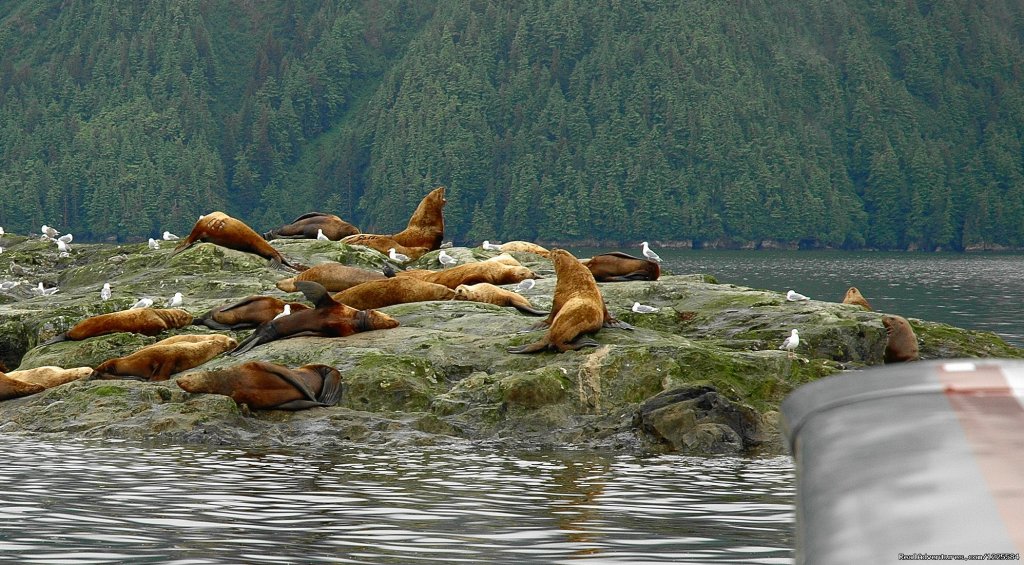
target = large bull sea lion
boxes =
[396,261,537,289]
[276,262,386,293]
[263,212,359,241]
[508,249,630,354]
[173,211,307,271]
[92,334,238,381]
[340,186,447,254]
[43,308,194,345]
[177,361,342,410]
[454,283,548,316]
[882,315,920,363]
[194,296,310,331]
[842,287,873,311]
[232,281,399,355]
[581,252,660,282]
[331,277,455,310]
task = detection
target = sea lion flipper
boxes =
[231,324,277,356]
[272,399,326,411]
[295,281,336,309]
[314,366,342,406]
[515,305,550,317]
[261,364,321,404]
[507,338,550,354]
[563,336,600,351]
[196,318,233,331]
[604,318,635,330]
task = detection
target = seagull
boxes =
[130,298,154,310]
[57,233,73,244]
[165,292,183,308]
[513,279,535,293]
[0,246,3,254]
[632,301,659,313]
[438,249,457,267]
[388,248,409,262]
[440,241,453,249]
[641,241,662,263]
[162,231,179,241]
[482,240,502,251]
[780,329,800,358]
[0,227,4,235]
[101,283,111,301]
[316,229,330,241]
[273,304,291,320]
[786,290,810,302]
[148,238,160,250]
[41,225,59,239]
[34,282,59,296]
[56,240,71,253]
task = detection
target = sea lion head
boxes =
[360,308,400,331]
[453,284,473,301]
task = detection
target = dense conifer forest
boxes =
[1,0,1023,250]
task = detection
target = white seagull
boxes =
[101,283,112,301]
[0,227,4,235]
[0,246,4,254]
[165,292,183,308]
[482,240,502,251]
[41,225,59,239]
[316,229,330,241]
[130,298,154,310]
[631,301,659,313]
[34,282,59,296]
[162,231,179,241]
[438,249,457,267]
[388,248,409,262]
[641,241,662,263]
[440,241,454,249]
[148,238,161,250]
[786,290,810,302]
[513,279,535,293]
[780,329,800,358]
[273,304,291,320]
[56,240,71,253]
[57,233,73,244]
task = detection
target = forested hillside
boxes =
[2,0,1023,250]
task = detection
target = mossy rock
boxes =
[498,367,570,409]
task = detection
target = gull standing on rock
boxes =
[41,225,59,239]
[513,279,535,293]
[786,290,810,302]
[780,329,800,358]
[101,283,112,301]
[162,231,179,241]
[316,229,330,241]
[0,227,5,235]
[148,238,160,250]
[34,282,59,296]
[482,240,502,251]
[388,248,409,263]
[130,298,154,310]
[641,241,662,263]
[165,292,183,308]
[438,249,457,267]
[631,301,659,313]
[56,240,71,253]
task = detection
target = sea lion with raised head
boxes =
[91,334,238,381]
[580,252,661,282]
[340,186,447,254]
[177,361,342,410]
[882,315,920,363]
[43,308,194,345]
[454,283,548,316]
[843,287,873,311]
[263,212,360,241]
[194,296,310,331]
[232,281,399,355]
[508,249,630,354]
[331,277,456,310]
[276,262,386,293]
[173,211,307,271]
[396,262,537,290]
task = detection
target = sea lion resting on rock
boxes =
[454,283,547,316]
[173,211,307,271]
[0,366,93,400]
[580,252,660,282]
[341,186,447,254]
[843,287,873,311]
[882,315,919,363]
[43,308,194,344]
[232,281,399,355]
[396,261,537,290]
[0,372,45,401]
[92,334,238,381]
[177,361,341,410]
[498,241,550,257]
[276,262,386,293]
[263,212,359,241]
[340,235,429,261]
[509,249,631,354]
[332,277,455,310]
[194,296,310,331]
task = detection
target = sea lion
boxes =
[173,211,307,271]
[453,283,548,316]
[177,361,341,410]
[232,281,399,355]
[393,186,446,250]
[194,296,310,331]
[508,249,630,354]
[882,315,920,363]
[340,235,430,261]
[92,334,238,381]
[843,287,873,311]
[395,262,537,289]
[484,253,523,266]
[263,212,360,241]
[0,372,45,401]
[276,262,386,293]
[332,277,455,310]
[580,252,660,282]
[43,308,194,344]
[5,366,92,388]
[498,241,551,257]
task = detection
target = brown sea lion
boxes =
[392,186,447,250]
[580,252,660,282]
[509,249,630,354]
[0,372,45,401]
[232,281,399,355]
[454,283,548,316]
[6,366,92,388]
[276,262,386,293]
[177,361,341,410]
[395,262,537,289]
[843,287,873,311]
[332,277,455,310]
[92,334,238,381]
[43,308,194,345]
[194,296,310,331]
[484,253,524,266]
[339,234,430,261]
[263,212,359,241]
[882,315,920,363]
[499,241,551,257]
[173,211,307,271]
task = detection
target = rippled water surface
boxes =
[0,437,793,564]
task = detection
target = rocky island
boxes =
[0,234,1020,455]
